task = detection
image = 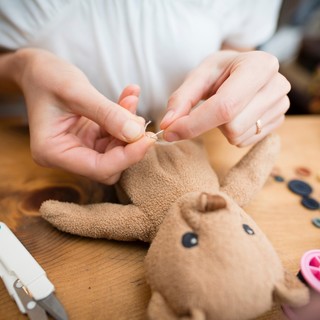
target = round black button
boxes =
[288,179,312,197]
[274,175,284,182]
[301,197,319,210]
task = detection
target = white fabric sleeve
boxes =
[223,0,283,48]
[0,0,71,50]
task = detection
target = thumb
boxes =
[65,83,145,143]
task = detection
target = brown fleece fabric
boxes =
[40,135,309,320]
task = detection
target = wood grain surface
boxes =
[0,116,319,320]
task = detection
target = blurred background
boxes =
[0,0,319,118]
[261,0,320,115]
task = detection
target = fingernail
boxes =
[164,132,179,142]
[122,120,144,141]
[161,110,175,126]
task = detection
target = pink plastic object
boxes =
[282,249,320,320]
[300,250,320,292]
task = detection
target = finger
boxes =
[45,135,156,185]
[163,90,287,143]
[210,52,280,116]
[118,84,140,103]
[237,115,285,147]
[94,135,125,153]
[96,92,143,152]
[97,86,142,139]
[118,84,141,114]
[162,52,280,140]
[219,73,290,143]
[62,82,145,143]
[104,138,126,153]
[160,72,210,129]
[119,95,140,113]
[160,51,239,129]
[164,90,241,141]
[221,95,290,145]
[103,173,122,185]
[161,51,279,130]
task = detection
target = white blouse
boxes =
[0,0,282,120]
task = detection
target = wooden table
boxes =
[0,115,319,320]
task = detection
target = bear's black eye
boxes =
[243,224,255,235]
[182,232,198,248]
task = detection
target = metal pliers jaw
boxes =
[0,222,68,320]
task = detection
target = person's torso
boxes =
[0,0,281,119]
[28,0,228,119]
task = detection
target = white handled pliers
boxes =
[0,222,68,320]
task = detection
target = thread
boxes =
[144,121,164,139]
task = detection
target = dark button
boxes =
[274,175,285,182]
[312,218,320,228]
[301,197,320,210]
[288,179,313,197]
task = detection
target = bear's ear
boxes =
[198,193,226,213]
[221,134,280,207]
[273,271,310,307]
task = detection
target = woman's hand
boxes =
[160,50,290,147]
[15,48,155,184]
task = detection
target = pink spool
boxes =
[282,250,320,320]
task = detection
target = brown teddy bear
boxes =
[40,134,309,320]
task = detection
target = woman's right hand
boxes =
[14,48,155,184]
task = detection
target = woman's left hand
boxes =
[160,50,290,147]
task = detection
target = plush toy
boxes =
[40,134,309,320]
